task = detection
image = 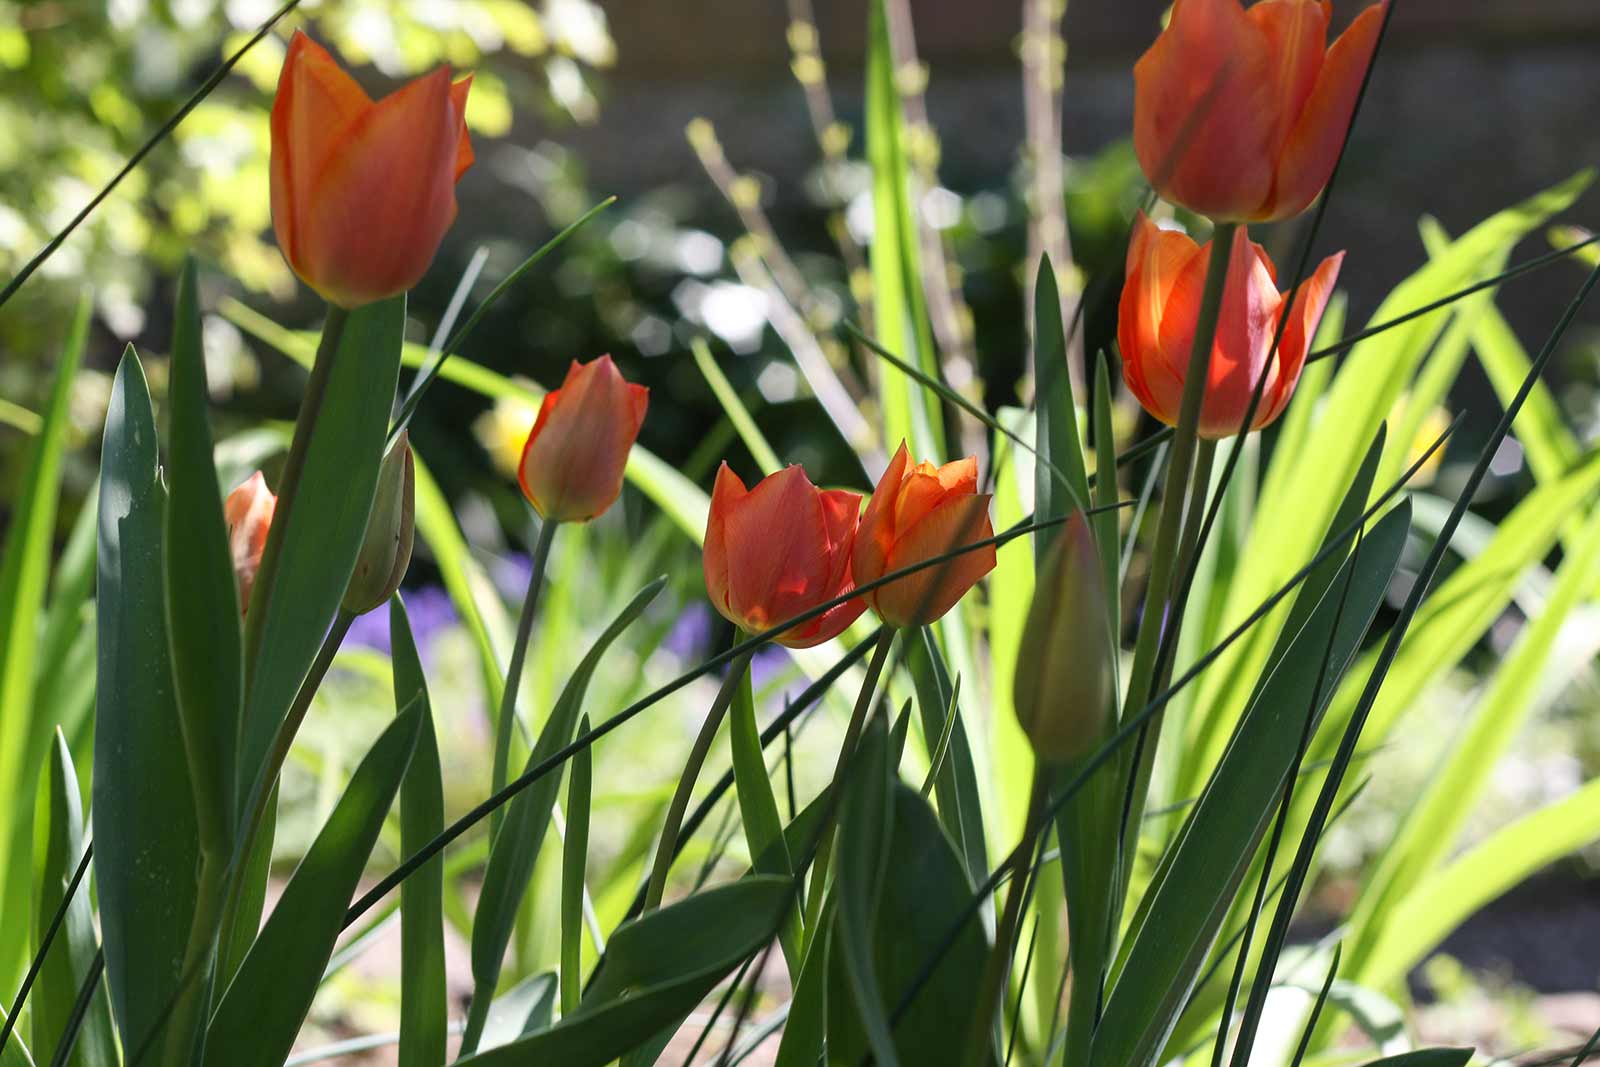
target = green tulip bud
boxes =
[342,431,415,615]
[1012,510,1116,764]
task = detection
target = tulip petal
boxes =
[1133,0,1277,220]
[1247,0,1330,160]
[1268,1,1385,220]
[703,462,747,620]
[818,488,863,594]
[874,494,996,628]
[723,467,834,630]
[1201,229,1282,438]
[450,74,475,181]
[1258,250,1343,427]
[854,443,908,592]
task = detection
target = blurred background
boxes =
[3,0,1600,1056]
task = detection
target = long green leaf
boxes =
[774,914,830,1067]
[1033,254,1090,555]
[730,662,801,972]
[92,349,201,1057]
[466,579,666,1035]
[204,702,424,1067]
[905,630,989,881]
[390,597,447,1067]
[0,294,88,984]
[1092,503,1411,1067]
[457,878,792,1067]
[560,715,593,1018]
[163,258,243,850]
[31,733,114,1067]
[1357,1050,1473,1067]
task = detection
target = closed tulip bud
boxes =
[1013,513,1116,764]
[271,31,474,308]
[224,471,276,612]
[342,432,416,616]
[852,443,996,628]
[1118,212,1342,439]
[1134,0,1384,222]
[517,356,649,523]
[703,464,867,648]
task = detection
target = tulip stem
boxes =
[1115,222,1236,902]
[801,625,897,937]
[963,770,1050,1067]
[643,647,758,912]
[490,518,560,831]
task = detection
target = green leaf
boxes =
[905,630,989,881]
[204,702,424,1067]
[163,258,243,851]
[1092,503,1411,1067]
[774,914,831,1067]
[1357,1051,1473,1067]
[0,293,88,984]
[561,714,593,1018]
[690,336,782,476]
[466,579,666,1033]
[1033,255,1091,557]
[92,349,201,1058]
[730,661,801,973]
[457,878,792,1067]
[864,0,942,458]
[31,732,115,1067]
[829,782,993,1067]
[390,597,447,1067]
[238,296,406,808]
[479,972,559,1050]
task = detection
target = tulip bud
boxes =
[517,356,649,523]
[342,433,416,615]
[1012,512,1115,764]
[224,471,276,613]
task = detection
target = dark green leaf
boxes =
[204,702,424,1067]
[1357,1051,1473,1067]
[561,714,592,1018]
[1034,255,1091,557]
[92,349,201,1057]
[905,630,988,880]
[774,914,830,1067]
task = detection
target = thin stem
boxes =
[643,648,757,912]
[243,305,349,674]
[963,772,1051,1067]
[490,519,560,829]
[802,626,898,936]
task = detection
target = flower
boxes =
[852,444,996,628]
[1118,213,1342,439]
[517,356,648,522]
[224,471,276,611]
[1013,512,1115,764]
[270,31,474,308]
[703,464,866,648]
[1133,0,1384,222]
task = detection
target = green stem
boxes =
[490,519,560,832]
[643,648,758,912]
[162,851,226,1067]
[963,771,1050,1067]
[242,304,348,676]
[801,626,897,936]
[220,609,356,976]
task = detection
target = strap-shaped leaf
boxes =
[93,350,201,1057]
[204,701,424,1067]
[1033,254,1091,556]
[457,878,792,1067]
[1358,1051,1473,1067]
[904,630,988,881]
[390,597,447,1067]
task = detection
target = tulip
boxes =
[1013,512,1116,764]
[517,356,649,522]
[224,471,276,611]
[342,432,416,615]
[271,31,474,308]
[853,443,996,628]
[1118,212,1342,439]
[1133,0,1385,222]
[703,464,866,648]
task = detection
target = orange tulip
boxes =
[703,464,866,648]
[853,444,996,628]
[517,356,648,522]
[224,471,277,612]
[1118,212,1342,439]
[271,31,474,308]
[1134,0,1384,222]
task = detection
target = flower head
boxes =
[517,356,648,523]
[703,464,866,648]
[224,471,276,612]
[271,31,473,307]
[1118,213,1342,439]
[852,444,996,628]
[1134,0,1385,221]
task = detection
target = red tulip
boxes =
[517,356,648,522]
[224,471,276,612]
[703,464,866,648]
[1134,0,1384,222]
[853,444,996,628]
[1118,212,1342,439]
[271,31,474,308]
